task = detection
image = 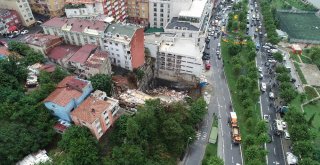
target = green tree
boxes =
[228,44,241,56]
[299,157,320,165]
[292,140,314,158]
[89,74,113,96]
[205,156,224,165]
[255,120,267,136]
[109,144,145,165]
[233,64,242,76]
[273,52,283,62]
[134,69,145,80]
[59,126,101,164]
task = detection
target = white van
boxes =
[261,82,267,92]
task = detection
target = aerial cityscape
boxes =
[0,0,320,164]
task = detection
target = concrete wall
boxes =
[131,28,145,69]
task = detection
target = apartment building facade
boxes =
[0,0,35,26]
[28,0,65,17]
[104,23,145,71]
[148,0,193,28]
[42,17,107,50]
[157,37,204,83]
[64,0,127,22]
[71,90,120,140]
[127,0,149,26]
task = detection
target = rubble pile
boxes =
[146,87,187,104]
[119,89,153,107]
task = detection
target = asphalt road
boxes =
[183,4,243,165]
[247,1,286,164]
[0,24,43,42]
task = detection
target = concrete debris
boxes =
[119,88,188,108]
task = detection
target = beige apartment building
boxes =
[0,0,35,26]
[28,0,65,17]
[127,0,149,26]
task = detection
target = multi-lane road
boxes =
[248,0,287,164]
[183,4,243,165]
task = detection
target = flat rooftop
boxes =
[166,17,199,31]
[159,38,201,58]
[179,0,207,18]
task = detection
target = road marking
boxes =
[232,156,234,163]
[231,144,233,150]
[267,106,270,112]
[271,135,274,142]
[274,147,276,155]
[265,143,268,165]
[239,145,244,165]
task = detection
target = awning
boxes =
[8,26,17,32]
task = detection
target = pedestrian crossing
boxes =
[196,131,208,141]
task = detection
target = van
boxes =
[284,130,290,140]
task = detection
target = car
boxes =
[210,32,215,36]
[216,50,220,55]
[284,130,290,140]
[217,43,221,48]
[0,40,8,47]
[261,82,267,92]
[291,78,296,83]
[263,115,270,122]
[269,92,275,99]
[282,121,287,129]
[21,29,29,35]
[36,20,43,25]
[258,67,263,72]
[8,31,19,38]
[259,73,263,79]
[205,38,210,43]
[206,44,210,49]
[217,55,221,60]
[202,55,210,60]
[208,28,212,32]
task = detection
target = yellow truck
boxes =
[230,112,242,144]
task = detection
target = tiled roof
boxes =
[85,50,108,68]
[71,96,110,124]
[0,47,10,56]
[68,44,97,64]
[42,17,107,33]
[47,44,80,60]
[44,76,88,106]
[21,33,62,47]
[39,64,56,72]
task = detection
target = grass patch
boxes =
[293,62,307,84]
[289,95,303,112]
[290,53,300,63]
[304,86,319,100]
[277,11,320,41]
[300,55,312,64]
[303,100,320,146]
[202,115,218,165]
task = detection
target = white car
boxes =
[282,121,287,129]
[259,73,263,79]
[263,115,270,122]
[269,92,275,99]
[21,30,29,35]
[261,82,267,92]
[258,67,263,72]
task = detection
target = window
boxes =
[160,14,163,17]
[153,3,156,7]
[154,8,156,12]
[160,4,163,7]
[117,60,120,63]
[154,13,157,16]
[160,23,163,26]
[160,9,163,12]
[115,43,118,46]
[116,49,119,51]
[189,33,192,37]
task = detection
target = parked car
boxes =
[261,82,267,92]
[36,20,43,25]
[269,92,275,99]
[263,115,270,122]
[284,130,290,140]
[8,31,19,38]
[21,29,29,35]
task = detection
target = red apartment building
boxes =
[70,90,120,140]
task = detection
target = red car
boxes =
[205,60,211,70]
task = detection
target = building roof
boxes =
[42,17,107,33]
[16,150,51,165]
[71,96,110,124]
[105,23,140,39]
[85,50,108,68]
[44,76,88,106]
[179,0,207,18]
[0,47,10,56]
[21,33,62,47]
[68,44,97,64]
[166,17,199,31]
[39,64,56,73]
[47,44,80,60]
[159,38,202,59]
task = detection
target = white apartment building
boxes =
[0,0,35,26]
[64,0,127,22]
[41,17,108,51]
[149,0,193,28]
[103,23,145,71]
[157,37,204,83]
[164,0,213,53]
